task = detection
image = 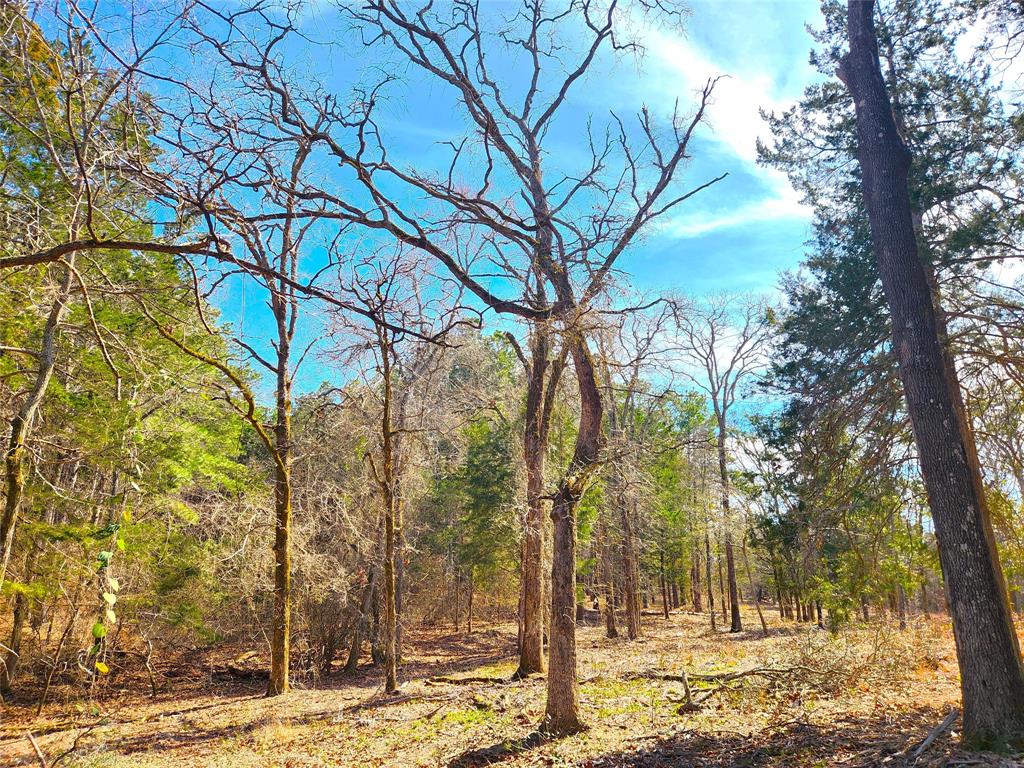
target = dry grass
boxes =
[1,609,1020,767]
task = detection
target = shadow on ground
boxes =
[445,708,1020,768]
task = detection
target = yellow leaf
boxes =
[95,661,109,675]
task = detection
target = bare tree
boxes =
[54,0,721,732]
[328,247,465,693]
[674,294,773,633]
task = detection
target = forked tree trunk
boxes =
[840,1,1024,745]
[542,336,602,736]
[516,329,561,678]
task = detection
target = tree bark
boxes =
[267,359,292,696]
[840,0,1024,746]
[542,335,602,736]
[659,551,670,620]
[718,552,727,622]
[345,565,378,674]
[618,494,641,639]
[742,533,767,635]
[515,328,561,678]
[598,514,618,638]
[715,414,742,633]
[705,533,716,631]
[691,546,703,612]
[0,260,74,590]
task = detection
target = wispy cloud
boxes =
[627,11,815,237]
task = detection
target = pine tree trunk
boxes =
[840,0,1024,747]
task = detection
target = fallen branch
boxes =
[26,731,47,768]
[640,664,826,685]
[909,709,958,763]
[425,675,510,686]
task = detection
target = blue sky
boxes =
[211,0,825,394]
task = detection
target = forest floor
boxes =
[1,608,1022,767]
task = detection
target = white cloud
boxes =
[657,185,808,239]
[629,18,813,237]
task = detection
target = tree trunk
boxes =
[542,336,602,736]
[618,494,641,639]
[345,566,378,674]
[715,414,743,633]
[598,515,618,638]
[395,513,404,661]
[659,551,670,620]
[718,554,727,622]
[0,577,30,693]
[516,330,559,678]
[741,534,767,635]
[467,569,474,634]
[382,487,398,693]
[705,533,716,631]
[545,489,581,734]
[267,366,292,697]
[0,261,74,589]
[454,567,461,634]
[691,546,703,612]
[840,0,1024,747]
